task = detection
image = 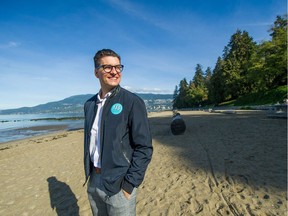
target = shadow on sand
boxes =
[150,111,287,192]
[47,176,79,216]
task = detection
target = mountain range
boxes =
[0,93,173,114]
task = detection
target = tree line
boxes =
[173,14,287,109]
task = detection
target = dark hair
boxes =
[93,49,121,68]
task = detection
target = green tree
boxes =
[208,57,226,104]
[172,85,179,109]
[173,78,189,108]
[204,67,212,103]
[187,84,208,107]
[222,30,257,99]
[248,14,287,90]
[204,67,212,85]
[174,14,287,108]
[193,64,205,88]
[183,64,209,107]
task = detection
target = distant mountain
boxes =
[0,93,173,114]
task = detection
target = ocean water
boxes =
[0,113,84,143]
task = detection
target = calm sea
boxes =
[0,113,84,143]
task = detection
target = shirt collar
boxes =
[97,90,112,103]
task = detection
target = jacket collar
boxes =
[95,85,121,103]
[110,85,121,97]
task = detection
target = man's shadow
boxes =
[47,176,79,216]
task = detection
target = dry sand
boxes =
[0,110,286,215]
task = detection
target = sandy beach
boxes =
[0,110,286,215]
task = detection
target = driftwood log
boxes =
[170,113,186,135]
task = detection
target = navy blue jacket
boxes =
[83,86,153,196]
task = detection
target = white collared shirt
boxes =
[89,91,111,168]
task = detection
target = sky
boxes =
[0,0,286,109]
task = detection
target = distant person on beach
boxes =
[83,48,153,215]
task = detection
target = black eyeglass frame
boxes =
[97,64,124,73]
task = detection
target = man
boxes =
[83,48,153,215]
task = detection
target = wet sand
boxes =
[0,110,286,215]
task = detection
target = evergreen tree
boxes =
[265,14,287,87]
[204,67,212,103]
[204,67,212,84]
[193,64,205,88]
[173,14,287,108]
[222,30,256,99]
[173,78,189,108]
[184,64,209,107]
[172,85,179,109]
[248,14,287,90]
[208,57,226,104]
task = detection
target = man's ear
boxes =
[94,69,99,78]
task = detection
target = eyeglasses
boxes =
[97,64,124,73]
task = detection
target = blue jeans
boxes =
[87,169,137,216]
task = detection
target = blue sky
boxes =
[0,0,286,109]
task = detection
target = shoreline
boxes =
[0,119,84,144]
[0,126,84,149]
[0,109,281,147]
[0,109,277,145]
[1,108,283,144]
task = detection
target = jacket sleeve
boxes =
[122,96,153,194]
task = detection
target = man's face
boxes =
[95,56,122,93]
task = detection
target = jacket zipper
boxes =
[121,141,131,164]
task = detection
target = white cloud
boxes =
[105,0,179,32]
[0,41,21,49]
[8,41,21,47]
[123,86,172,94]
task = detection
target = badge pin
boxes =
[111,103,123,115]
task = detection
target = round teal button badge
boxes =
[111,103,123,115]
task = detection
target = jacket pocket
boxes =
[120,140,131,164]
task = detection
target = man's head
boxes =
[93,49,121,68]
[93,49,123,96]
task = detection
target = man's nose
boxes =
[110,67,117,74]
